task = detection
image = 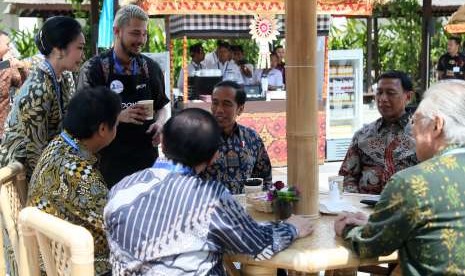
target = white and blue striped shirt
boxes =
[104,158,297,275]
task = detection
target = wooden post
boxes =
[420,0,432,93]
[373,17,380,80]
[165,15,171,51]
[90,0,99,55]
[285,0,319,217]
[182,36,188,103]
[366,16,373,94]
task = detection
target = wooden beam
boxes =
[90,0,99,55]
[366,16,373,94]
[420,0,432,92]
[165,15,171,51]
[286,0,319,217]
[373,17,379,80]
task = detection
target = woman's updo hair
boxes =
[35,16,82,56]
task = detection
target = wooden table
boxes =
[228,193,398,275]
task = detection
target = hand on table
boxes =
[286,214,314,238]
[119,104,147,125]
[334,211,368,237]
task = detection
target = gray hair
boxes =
[416,80,465,144]
[113,5,148,28]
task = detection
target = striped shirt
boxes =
[104,158,297,275]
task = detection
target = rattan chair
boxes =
[0,162,27,276]
[18,206,95,276]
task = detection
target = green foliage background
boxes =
[144,18,260,85]
[329,0,454,92]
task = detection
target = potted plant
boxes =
[267,181,299,220]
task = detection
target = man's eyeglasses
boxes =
[409,115,431,125]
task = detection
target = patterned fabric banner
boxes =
[169,14,331,38]
[124,0,373,16]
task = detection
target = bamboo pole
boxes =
[182,36,188,103]
[285,0,319,217]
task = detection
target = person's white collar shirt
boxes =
[257,68,284,88]
[213,60,244,85]
[203,51,218,69]
[240,63,256,85]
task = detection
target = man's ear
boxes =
[237,104,245,116]
[432,116,444,138]
[160,134,165,154]
[98,123,107,137]
[113,26,120,38]
[405,90,413,104]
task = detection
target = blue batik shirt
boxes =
[202,124,272,194]
[104,158,297,275]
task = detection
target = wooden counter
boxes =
[186,100,286,113]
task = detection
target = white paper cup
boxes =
[243,178,263,194]
[137,100,154,120]
[328,175,344,200]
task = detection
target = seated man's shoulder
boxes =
[141,54,163,72]
[390,156,441,190]
[239,124,261,139]
[353,119,380,137]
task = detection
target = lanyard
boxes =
[43,60,64,118]
[152,160,194,175]
[60,131,79,151]
[113,51,137,75]
[192,61,202,71]
[217,61,229,75]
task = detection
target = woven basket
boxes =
[246,192,273,213]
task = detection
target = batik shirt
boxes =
[343,145,465,275]
[0,60,74,178]
[104,158,297,275]
[0,66,23,136]
[27,132,110,275]
[202,124,272,194]
[339,113,417,194]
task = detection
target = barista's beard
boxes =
[120,38,140,58]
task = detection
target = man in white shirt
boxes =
[256,53,284,90]
[231,44,255,85]
[206,41,243,84]
[177,43,205,90]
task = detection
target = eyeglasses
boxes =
[409,115,431,125]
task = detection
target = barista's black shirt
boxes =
[77,49,169,187]
[437,52,465,80]
[77,49,169,110]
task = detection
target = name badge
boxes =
[453,66,461,73]
[226,150,240,168]
[110,80,124,94]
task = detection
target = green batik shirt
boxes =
[343,144,465,276]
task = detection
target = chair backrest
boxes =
[0,162,27,275]
[18,207,95,276]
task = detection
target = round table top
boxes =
[230,193,398,273]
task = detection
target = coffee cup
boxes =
[243,178,263,194]
[137,100,154,120]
